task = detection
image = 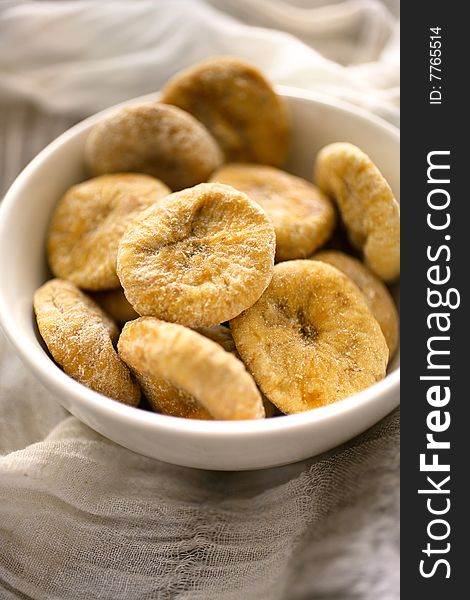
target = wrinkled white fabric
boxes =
[0,1,400,598]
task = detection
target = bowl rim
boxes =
[0,86,400,438]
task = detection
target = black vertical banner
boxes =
[401,3,468,597]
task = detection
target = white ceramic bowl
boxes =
[0,87,400,470]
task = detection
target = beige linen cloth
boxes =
[0,1,400,598]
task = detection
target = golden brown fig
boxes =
[162,57,289,166]
[34,279,140,405]
[117,183,276,327]
[118,318,265,420]
[314,142,400,282]
[230,260,388,413]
